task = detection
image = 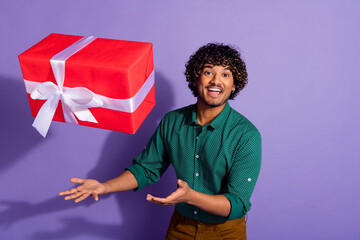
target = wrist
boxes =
[102,182,110,194]
[185,188,196,205]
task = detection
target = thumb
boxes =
[70,178,86,184]
[177,179,186,187]
[92,193,99,201]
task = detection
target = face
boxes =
[193,64,235,108]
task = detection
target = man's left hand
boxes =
[146,179,192,205]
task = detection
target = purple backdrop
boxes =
[1,1,359,239]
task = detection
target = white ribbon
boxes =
[25,36,155,137]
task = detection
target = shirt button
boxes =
[195,155,199,158]
[196,136,199,139]
[248,178,252,182]
[194,211,198,214]
[195,173,199,177]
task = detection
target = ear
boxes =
[192,81,197,87]
[231,85,235,92]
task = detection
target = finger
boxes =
[146,194,166,202]
[59,188,79,196]
[70,178,86,184]
[146,194,156,203]
[146,194,164,204]
[151,198,167,204]
[146,194,155,201]
[92,193,99,201]
[64,191,83,200]
[150,200,167,205]
[75,193,90,203]
[151,197,173,205]
[148,194,173,204]
[146,196,168,205]
[147,189,179,203]
[155,188,185,204]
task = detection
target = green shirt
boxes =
[126,102,262,223]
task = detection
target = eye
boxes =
[222,73,230,77]
[203,71,212,76]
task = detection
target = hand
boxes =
[146,179,192,205]
[59,178,106,203]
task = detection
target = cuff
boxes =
[125,164,148,191]
[223,193,247,220]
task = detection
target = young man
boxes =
[60,43,261,239]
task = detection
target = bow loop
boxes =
[30,82,60,100]
[63,87,103,109]
[61,87,103,123]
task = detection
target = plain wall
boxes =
[0,0,359,239]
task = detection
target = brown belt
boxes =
[173,208,246,228]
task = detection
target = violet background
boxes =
[0,0,359,239]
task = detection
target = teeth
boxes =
[208,88,221,92]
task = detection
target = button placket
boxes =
[194,128,204,221]
[193,127,201,191]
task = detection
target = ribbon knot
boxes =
[31,81,103,137]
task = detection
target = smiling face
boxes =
[193,64,235,108]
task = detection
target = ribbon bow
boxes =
[30,36,101,137]
[31,81,103,137]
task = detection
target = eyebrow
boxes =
[203,65,231,71]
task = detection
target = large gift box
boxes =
[18,33,155,137]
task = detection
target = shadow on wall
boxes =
[0,75,43,173]
[0,71,177,239]
[88,71,177,239]
[0,76,89,233]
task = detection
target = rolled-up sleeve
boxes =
[223,131,262,220]
[126,117,170,191]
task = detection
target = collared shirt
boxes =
[126,102,261,223]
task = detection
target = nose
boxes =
[210,73,221,85]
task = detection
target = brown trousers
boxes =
[165,209,247,240]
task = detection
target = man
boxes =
[60,43,261,239]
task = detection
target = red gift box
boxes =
[18,33,155,137]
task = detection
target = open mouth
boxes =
[206,86,223,97]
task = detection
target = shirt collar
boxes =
[189,102,231,129]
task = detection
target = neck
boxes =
[196,101,226,126]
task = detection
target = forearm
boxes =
[187,189,231,218]
[102,170,138,194]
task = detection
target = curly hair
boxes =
[185,43,248,100]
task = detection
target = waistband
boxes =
[172,208,246,228]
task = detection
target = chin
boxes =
[204,99,226,108]
[197,91,229,108]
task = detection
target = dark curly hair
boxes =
[185,43,248,100]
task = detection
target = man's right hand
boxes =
[59,178,106,203]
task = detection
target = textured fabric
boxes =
[126,102,261,223]
[165,208,247,240]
